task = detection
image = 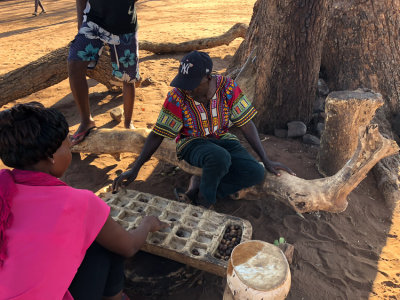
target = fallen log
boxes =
[139,23,248,54]
[71,123,399,213]
[0,23,248,107]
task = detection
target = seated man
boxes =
[113,51,294,208]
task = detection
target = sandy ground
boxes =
[1,0,399,299]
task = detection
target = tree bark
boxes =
[321,0,400,208]
[71,124,399,213]
[227,0,330,133]
[317,89,384,176]
[322,0,400,114]
[0,24,247,107]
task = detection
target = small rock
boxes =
[302,134,320,145]
[313,96,326,113]
[287,121,307,138]
[274,128,288,138]
[140,77,154,87]
[317,78,329,96]
[110,107,123,122]
[316,122,325,137]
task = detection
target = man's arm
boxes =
[112,132,164,192]
[76,0,87,30]
[239,120,295,176]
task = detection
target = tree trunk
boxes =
[322,0,400,114]
[321,0,400,208]
[0,45,119,107]
[227,0,330,133]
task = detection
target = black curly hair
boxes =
[0,102,69,169]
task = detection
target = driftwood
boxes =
[0,23,248,107]
[72,123,399,213]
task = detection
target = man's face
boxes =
[185,76,209,102]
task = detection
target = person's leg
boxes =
[38,0,45,12]
[181,139,232,207]
[68,60,95,133]
[68,28,103,144]
[69,242,125,300]
[185,175,201,200]
[33,0,38,14]
[110,32,139,129]
[122,82,135,129]
[214,140,265,199]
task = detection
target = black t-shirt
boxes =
[86,0,138,34]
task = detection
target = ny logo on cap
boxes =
[181,62,193,75]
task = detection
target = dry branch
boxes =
[72,124,399,213]
[0,23,248,106]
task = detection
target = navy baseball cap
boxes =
[170,51,213,90]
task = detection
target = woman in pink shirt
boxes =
[0,102,167,300]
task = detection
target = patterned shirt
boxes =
[152,75,257,155]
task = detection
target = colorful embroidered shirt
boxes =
[152,75,257,155]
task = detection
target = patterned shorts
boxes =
[68,21,139,83]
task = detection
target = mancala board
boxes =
[98,189,253,277]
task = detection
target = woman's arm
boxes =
[95,215,168,257]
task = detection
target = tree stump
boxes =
[317,89,384,176]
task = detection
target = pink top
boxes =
[0,170,110,300]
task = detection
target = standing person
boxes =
[0,102,168,300]
[113,51,295,208]
[33,0,46,16]
[68,0,140,146]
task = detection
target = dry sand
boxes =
[0,0,399,299]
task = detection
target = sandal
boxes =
[70,126,96,146]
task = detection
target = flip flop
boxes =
[71,126,96,146]
[173,187,193,204]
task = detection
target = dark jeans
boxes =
[180,138,265,206]
[69,242,125,300]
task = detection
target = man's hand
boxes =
[141,216,170,232]
[112,168,139,192]
[264,160,296,176]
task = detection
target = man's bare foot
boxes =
[186,175,201,200]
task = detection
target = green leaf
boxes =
[273,240,279,246]
[279,237,286,244]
